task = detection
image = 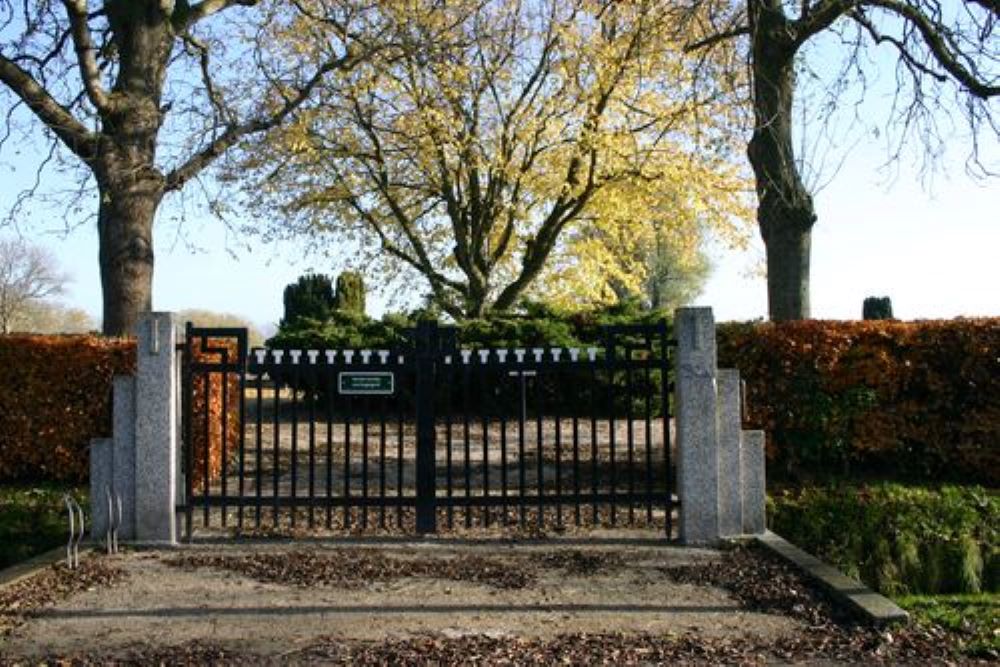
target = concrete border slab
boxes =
[756,531,908,626]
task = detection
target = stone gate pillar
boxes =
[133,312,178,544]
[91,312,178,546]
[674,307,767,545]
[675,307,720,545]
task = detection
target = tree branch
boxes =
[164,48,363,192]
[849,9,947,83]
[684,26,750,52]
[174,0,259,32]
[61,0,111,112]
[181,32,235,125]
[863,0,999,99]
[0,54,98,162]
[794,0,858,44]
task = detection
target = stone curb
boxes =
[756,530,909,626]
[0,546,89,591]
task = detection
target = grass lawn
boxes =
[898,593,999,658]
[0,484,87,570]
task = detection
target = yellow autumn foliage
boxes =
[237,0,751,317]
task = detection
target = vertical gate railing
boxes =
[179,320,677,538]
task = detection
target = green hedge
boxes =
[266,300,672,352]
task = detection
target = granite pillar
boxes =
[717,369,743,538]
[89,438,112,540]
[675,307,720,545]
[133,312,178,544]
[112,376,136,540]
[741,430,767,535]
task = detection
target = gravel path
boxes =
[0,541,976,665]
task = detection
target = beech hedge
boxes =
[718,319,1000,484]
[1,335,237,485]
[0,335,134,482]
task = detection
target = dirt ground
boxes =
[2,536,799,659]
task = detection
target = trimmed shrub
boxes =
[0,335,135,482]
[281,273,335,326]
[187,336,241,490]
[863,296,893,320]
[1,335,238,485]
[334,271,366,315]
[718,319,1000,484]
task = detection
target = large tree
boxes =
[239,0,749,319]
[680,0,998,320]
[0,235,69,333]
[0,0,377,334]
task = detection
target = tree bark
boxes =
[747,0,817,321]
[96,171,163,336]
[763,221,811,321]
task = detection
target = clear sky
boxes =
[2,20,997,330]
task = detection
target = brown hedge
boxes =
[186,337,241,491]
[0,335,135,482]
[1,335,239,485]
[717,319,1000,484]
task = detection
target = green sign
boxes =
[339,372,394,395]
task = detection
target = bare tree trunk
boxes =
[747,0,816,321]
[97,173,162,336]
[763,220,811,320]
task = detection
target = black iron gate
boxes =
[179,321,678,538]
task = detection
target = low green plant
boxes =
[770,484,998,596]
[0,483,86,569]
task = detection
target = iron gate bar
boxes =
[271,355,280,527]
[499,367,508,525]
[645,344,654,522]
[308,368,316,529]
[379,392,387,529]
[590,360,599,524]
[203,366,210,527]
[462,360,472,528]
[572,373,581,526]
[480,356,490,527]
[290,360,298,528]
[326,371,335,529]
[221,347,229,527]
[445,358,454,530]
[343,394,351,529]
[535,370,543,529]
[255,368,263,527]
[607,331,617,526]
[518,369,527,529]
[237,355,246,530]
[554,366,563,528]
[396,369,405,529]
[361,382,369,530]
[626,343,635,525]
